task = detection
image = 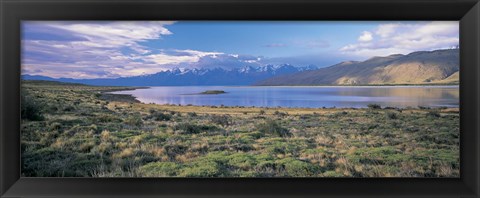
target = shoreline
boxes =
[102,93,459,113]
[105,87,459,110]
[103,91,460,110]
[23,80,460,109]
[106,84,460,88]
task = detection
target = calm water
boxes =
[109,86,459,108]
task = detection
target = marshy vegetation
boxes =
[21,80,460,177]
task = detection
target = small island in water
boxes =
[199,90,227,95]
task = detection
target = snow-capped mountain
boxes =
[22,64,318,86]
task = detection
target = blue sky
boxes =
[22,21,459,79]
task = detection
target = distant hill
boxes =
[256,49,459,86]
[22,64,317,86]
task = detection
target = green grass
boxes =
[20,80,460,177]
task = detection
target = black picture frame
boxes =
[1,0,479,197]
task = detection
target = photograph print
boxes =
[21,21,459,177]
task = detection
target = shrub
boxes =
[367,104,381,109]
[274,111,288,117]
[148,112,172,121]
[48,122,62,131]
[97,114,122,123]
[418,106,431,110]
[162,144,187,158]
[174,123,217,134]
[46,106,58,113]
[21,92,44,121]
[386,112,398,119]
[257,120,291,137]
[63,105,75,112]
[426,110,441,118]
[180,160,221,177]
[210,114,231,126]
[322,171,344,177]
[277,158,320,177]
[124,115,143,126]
[259,110,266,115]
[114,130,141,138]
[187,112,198,117]
[330,111,348,118]
[228,153,257,170]
[140,162,182,177]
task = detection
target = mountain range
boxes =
[256,49,459,86]
[23,49,459,86]
[22,64,318,86]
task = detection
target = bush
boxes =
[367,104,381,109]
[97,114,122,123]
[228,153,257,170]
[277,158,320,177]
[180,160,221,177]
[63,105,75,112]
[386,112,397,119]
[124,115,143,126]
[210,114,231,126]
[140,162,182,177]
[418,106,431,110]
[330,111,348,118]
[48,122,62,131]
[257,120,291,137]
[274,111,288,117]
[174,123,217,134]
[21,92,44,121]
[426,111,441,118]
[148,111,172,121]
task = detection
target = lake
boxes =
[109,86,459,108]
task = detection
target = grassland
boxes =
[21,80,460,177]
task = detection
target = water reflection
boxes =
[110,86,459,108]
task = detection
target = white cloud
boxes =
[341,21,459,58]
[143,50,222,65]
[375,24,399,38]
[144,54,200,65]
[22,47,227,78]
[173,49,223,58]
[46,21,174,51]
[22,21,187,78]
[22,31,260,78]
[358,31,373,42]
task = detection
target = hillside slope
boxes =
[256,49,459,85]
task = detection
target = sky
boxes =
[22,21,459,79]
